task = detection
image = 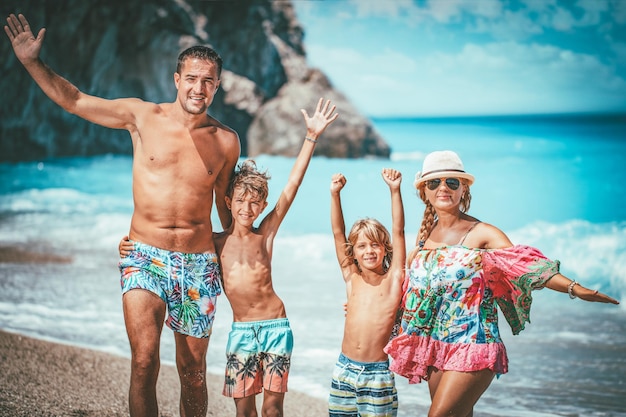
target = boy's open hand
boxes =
[301,98,339,140]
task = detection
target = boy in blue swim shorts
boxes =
[212,98,338,416]
[119,242,222,338]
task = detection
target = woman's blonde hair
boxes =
[416,180,472,246]
[344,218,392,272]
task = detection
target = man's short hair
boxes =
[176,45,223,78]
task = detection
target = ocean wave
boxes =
[0,187,132,215]
[508,219,626,303]
[1,215,624,416]
[390,150,426,161]
[273,222,626,304]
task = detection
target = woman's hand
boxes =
[573,283,620,304]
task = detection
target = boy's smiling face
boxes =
[226,186,268,228]
[353,231,386,273]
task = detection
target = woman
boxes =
[384,150,619,417]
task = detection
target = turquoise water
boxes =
[0,115,625,416]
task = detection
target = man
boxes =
[5,13,240,417]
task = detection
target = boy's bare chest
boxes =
[351,277,388,298]
[220,236,270,270]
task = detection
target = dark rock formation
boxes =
[0,0,390,162]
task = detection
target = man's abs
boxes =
[129,157,219,253]
[129,180,216,253]
[129,215,216,254]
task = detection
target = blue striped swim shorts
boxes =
[329,352,398,417]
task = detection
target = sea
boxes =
[1,115,625,416]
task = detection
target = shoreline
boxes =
[0,329,328,417]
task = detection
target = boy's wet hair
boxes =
[176,45,223,78]
[345,218,393,272]
[227,159,271,201]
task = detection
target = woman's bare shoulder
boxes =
[468,222,513,249]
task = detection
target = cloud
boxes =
[576,0,610,25]
[307,39,626,117]
[612,0,626,24]
[428,0,504,22]
[294,0,626,116]
[347,0,417,18]
[345,0,621,39]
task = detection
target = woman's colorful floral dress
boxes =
[384,245,560,384]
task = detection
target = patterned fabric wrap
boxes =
[384,245,559,384]
[119,241,222,338]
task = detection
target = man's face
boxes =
[174,58,220,115]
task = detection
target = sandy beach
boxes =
[0,329,328,417]
[0,232,327,416]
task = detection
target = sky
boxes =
[292,0,626,117]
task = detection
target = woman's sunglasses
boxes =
[425,178,461,191]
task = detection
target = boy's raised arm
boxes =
[382,168,406,280]
[330,173,354,280]
[260,98,338,233]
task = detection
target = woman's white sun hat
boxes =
[414,150,475,189]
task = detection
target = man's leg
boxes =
[123,289,166,417]
[174,332,210,417]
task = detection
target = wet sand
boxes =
[0,329,328,416]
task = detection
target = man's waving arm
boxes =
[5,13,140,130]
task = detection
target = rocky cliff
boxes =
[0,0,390,162]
